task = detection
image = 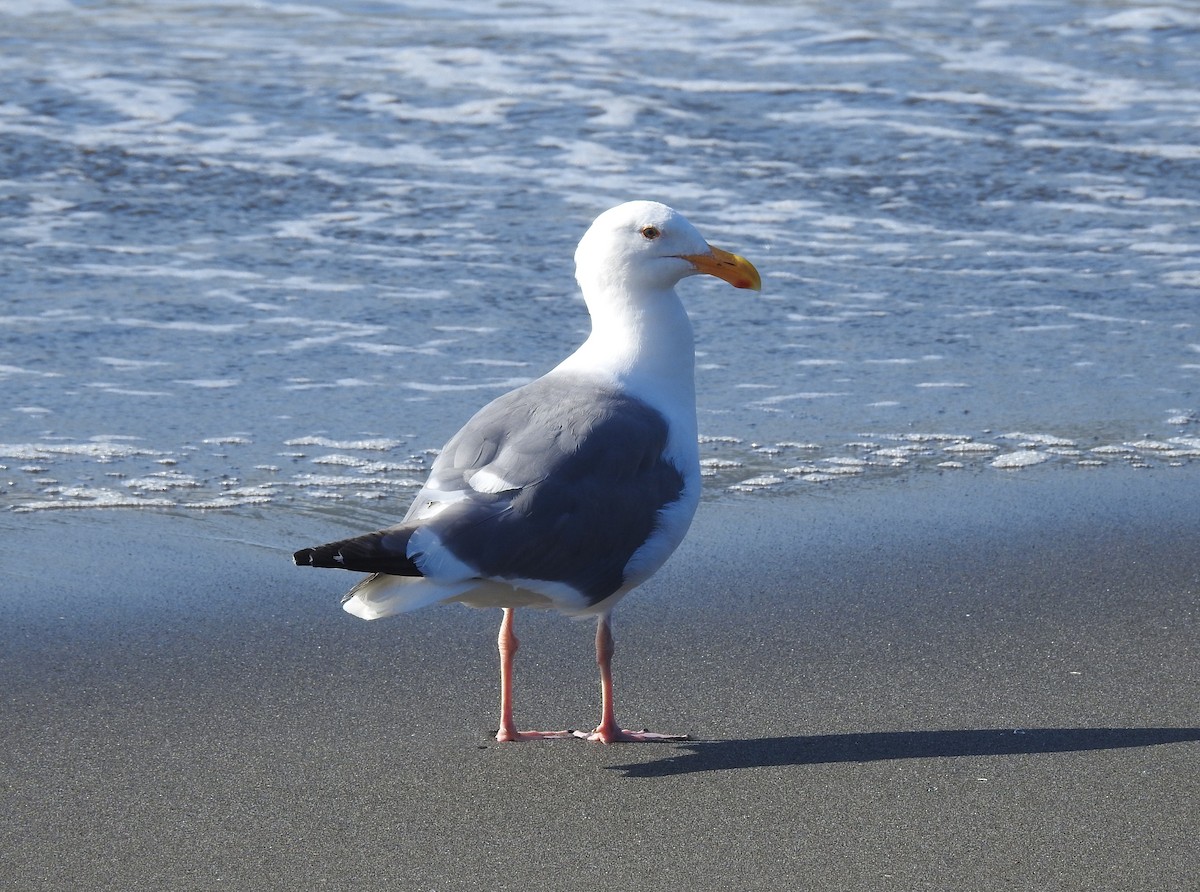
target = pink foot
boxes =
[495,728,574,743]
[572,726,689,744]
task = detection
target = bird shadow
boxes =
[607,726,1200,778]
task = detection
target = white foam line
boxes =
[991,451,1052,469]
[403,377,533,393]
[753,392,850,405]
[284,436,403,451]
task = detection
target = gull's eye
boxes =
[640,225,661,240]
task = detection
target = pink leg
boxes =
[495,608,572,742]
[574,614,688,744]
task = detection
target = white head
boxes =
[573,200,761,300]
[557,200,761,398]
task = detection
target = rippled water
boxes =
[2,0,1198,513]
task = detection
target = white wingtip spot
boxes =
[468,468,520,494]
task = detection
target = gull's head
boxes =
[574,200,761,299]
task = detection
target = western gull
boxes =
[293,200,761,743]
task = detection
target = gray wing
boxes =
[406,374,686,605]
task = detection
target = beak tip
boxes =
[687,245,763,292]
[728,261,762,292]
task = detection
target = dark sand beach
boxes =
[2,467,1197,890]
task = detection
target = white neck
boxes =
[552,284,697,450]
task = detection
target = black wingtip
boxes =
[289,527,422,576]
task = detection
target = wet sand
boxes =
[2,467,1197,890]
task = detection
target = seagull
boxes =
[294,200,761,743]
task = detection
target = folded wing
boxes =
[293,374,686,613]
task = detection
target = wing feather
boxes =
[415,375,685,603]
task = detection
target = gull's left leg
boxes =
[575,613,688,744]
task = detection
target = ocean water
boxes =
[1,0,1198,515]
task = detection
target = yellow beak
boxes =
[680,244,762,291]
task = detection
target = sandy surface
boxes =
[2,467,1197,891]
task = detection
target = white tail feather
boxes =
[341,575,474,620]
